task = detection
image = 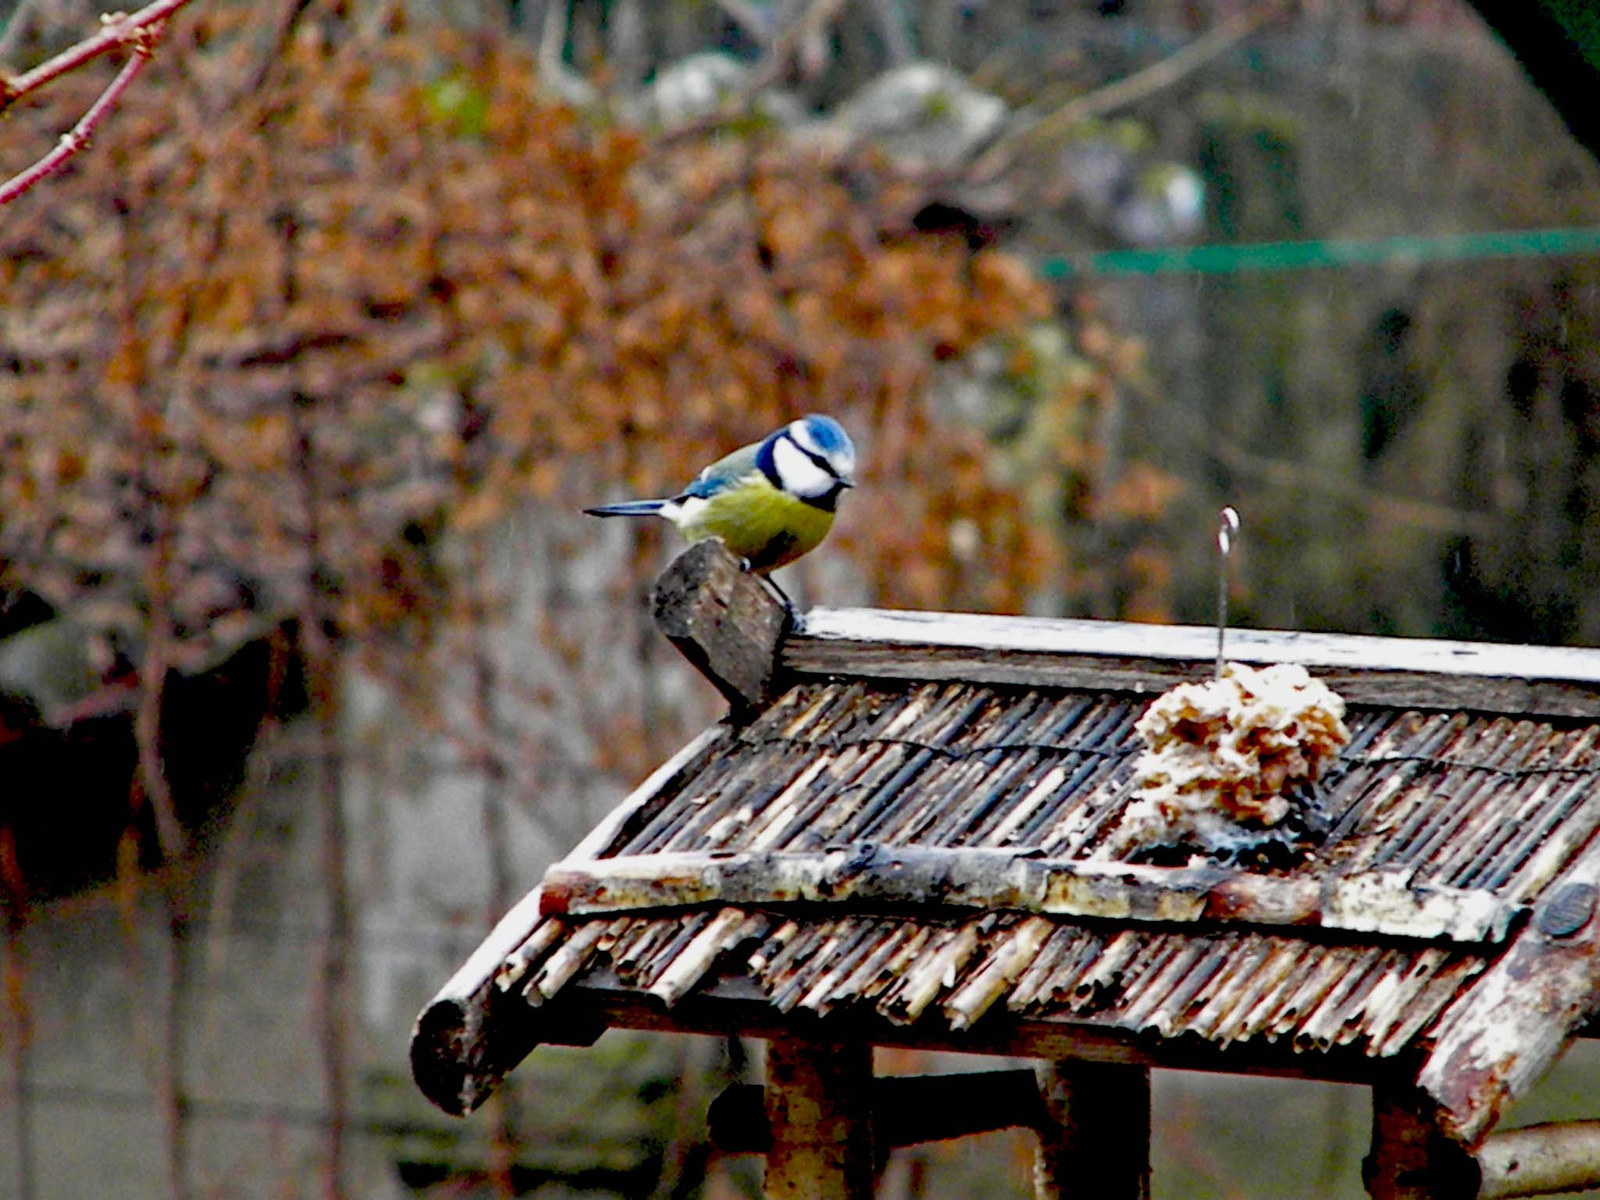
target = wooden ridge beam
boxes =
[538,846,1524,943]
[784,608,1600,718]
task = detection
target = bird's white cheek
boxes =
[772,436,835,498]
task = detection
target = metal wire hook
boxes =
[1216,506,1240,679]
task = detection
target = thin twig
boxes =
[275,113,346,1179]
[239,0,318,98]
[1213,439,1496,538]
[1127,373,1498,538]
[158,885,191,1200]
[966,11,1272,184]
[311,636,349,1200]
[290,400,350,1200]
[0,0,195,206]
[0,45,153,206]
[0,0,191,105]
[135,638,188,865]
[658,0,847,143]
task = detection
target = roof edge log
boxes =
[540,847,1525,943]
[1417,828,1600,1145]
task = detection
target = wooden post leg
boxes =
[1033,1060,1150,1200]
[1363,1086,1479,1200]
[763,1039,875,1200]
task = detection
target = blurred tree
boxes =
[0,0,1076,880]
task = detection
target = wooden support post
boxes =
[1363,1086,1479,1200]
[763,1039,875,1200]
[710,1068,1045,1153]
[1033,1060,1150,1200]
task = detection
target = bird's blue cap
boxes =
[798,414,852,456]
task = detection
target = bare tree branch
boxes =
[240,0,318,98]
[967,9,1276,184]
[0,0,194,207]
[0,44,154,206]
[659,0,848,143]
[0,0,190,106]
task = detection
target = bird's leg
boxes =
[741,561,798,630]
[760,572,793,609]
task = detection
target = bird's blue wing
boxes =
[678,441,765,500]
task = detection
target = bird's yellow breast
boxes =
[678,477,836,572]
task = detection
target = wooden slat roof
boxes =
[413,543,1600,1147]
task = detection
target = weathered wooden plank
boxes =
[654,539,791,714]
[763,1039,875,1199]
[1034,1060,1151,1200]
[1416,831,1600,1147]
[784,609,1600,717]
[944,916,1057,1031]
[709,1070,1045,1153]
[538,847,1525,943]
[549,975,1396,1083]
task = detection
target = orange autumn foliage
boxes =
[0,7,1060,678]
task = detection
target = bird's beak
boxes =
[840,477,856,489]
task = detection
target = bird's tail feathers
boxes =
[583,499,669,518]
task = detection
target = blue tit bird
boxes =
[584,414,857,575]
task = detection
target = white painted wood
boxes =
[793,608,1600,683]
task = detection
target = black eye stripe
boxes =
[785,433,839,474]
[799,446,835,475]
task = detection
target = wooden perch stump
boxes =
[653,540,790,715]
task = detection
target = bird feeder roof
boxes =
[413,543,1600,1148]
